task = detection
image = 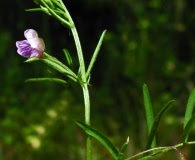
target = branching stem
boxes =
[59,1,91,160]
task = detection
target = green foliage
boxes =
[1,0,195,159]
[184,89,195,129]
[183,114,195,143]
[26,77,67,85]
[86,30,107,79]
[63,48,73,68]
[143,84,175,150]
[143,84,156,148]
[117,137,129,160]
[183,89,195,143]
[146,100,175,149]
[25,52,77,82]
[76,121,119,159]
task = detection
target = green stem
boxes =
[59,1,91,160]
[125,141,195,160]
[83,84,90,125]
[59,0,86,78]
[83,83,91,160]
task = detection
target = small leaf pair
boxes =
[25,52,77,84]
[143,84,174,149]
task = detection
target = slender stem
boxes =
[125,141,195,160]
[82,83,91,160]
[59,1,91,160]
[59,0,86,78]
[71,27,86,78]
[83,84,90,125]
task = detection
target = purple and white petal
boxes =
[29,49,43,58]
[16,40,29,48]
[24,29,38,39]
[16,29,45,58]
[28,38,45,52]
[16,40,33,58]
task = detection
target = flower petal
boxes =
[29,49,43,58]
[16,29,45,58]
[16,40,29,48]
[16,40,33,58]
[28,38,45,52]
[24,29,38,39]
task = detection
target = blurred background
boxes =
[1,0,195,159]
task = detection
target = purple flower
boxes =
[16,29,45,58]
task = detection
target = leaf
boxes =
[86,30,106,78]
[76,121,119,160]
[117,137,129,160]
[40,0,70,28]
[43,52,72,73]
[183,113,195,142]
[33,0,41,5]
[42,58,77,81]
[26,78,67,85]
[146,100,175,149]
[25,57,39,62]
[25,53,77,82]
[63,49,73,67]
[143,84,156,148]
[25,8,43,12]
[51,0,65,11]
[184,89,195,129]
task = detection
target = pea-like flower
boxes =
[16,29,45,58]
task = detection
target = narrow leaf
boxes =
[146,100,175,149]
[25,57,39,63]
[143,84,156,148]
[117,137,129,160]
[63,49,73,67]
[41,0,70,28]
[25,53,77,82]
[43,52,73,73]
[183,113,195,142]
[76,121,119,160]
[184,89,195,129]
[51,0,65,11]
[26,8,43,12]
[33,0,41,5]
[26,78,67,85]
[86,30,106,78]
[42,58,76,81]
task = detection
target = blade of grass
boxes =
[117,137,129,160]
[183,113,195,143]
[63,49,73,67]
[183,89,195,142]
[26,78,67,85]
[143,84,156,148]
[86,30,106,79]
[146,100,175,149]
[76,121,119,160]
[184,89,195,129]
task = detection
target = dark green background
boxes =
[0,0,195,159]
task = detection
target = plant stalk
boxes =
[83,83,91,160]
[59,1,92,160]
[125,141,195,160]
